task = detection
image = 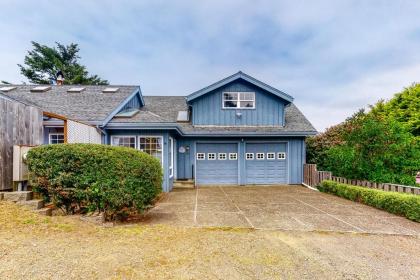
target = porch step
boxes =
[35,207,53,216]
[173,180,195,189]
[2,191,33,202]
[17,199,44,210]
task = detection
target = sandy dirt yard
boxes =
[0,201,419,280]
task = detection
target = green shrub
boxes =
[319,180,420,222]
[26,144,163,220]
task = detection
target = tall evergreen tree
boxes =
[18,41,108,85]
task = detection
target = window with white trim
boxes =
[197,153,205,160]
[278,152,286,160]
[218,153,227,160]
[267,153,275,160]
[111,136,136,148]
[138,136,163,164]
[246,153,254,160]
[229,153,237,160]
[169,137,174,177]
[256,153,265,160]
[208,153,216,160]
[49,133,64,144]
[223,92,255,109]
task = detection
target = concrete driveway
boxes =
[141,185,420,235]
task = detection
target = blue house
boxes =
[1,72,317,192]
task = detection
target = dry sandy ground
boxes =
[0,201,419,280]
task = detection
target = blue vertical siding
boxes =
[288,138,305,184]
[190,80,286,126]
[119,94,141,112]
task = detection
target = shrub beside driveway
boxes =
[319,180,420,222]
[26,144,162,221]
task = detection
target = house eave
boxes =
[104,122,317,137]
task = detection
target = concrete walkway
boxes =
[141,185,420,235]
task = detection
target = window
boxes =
[278,152,286,160]
[139,136,163,164]
[111,136,136,148]
[218,153,227,160]
[256,153,265,160]
[246,153,254,160]
[223,92,255,109]
[208,153,216,160]
[267,153,275,160]
[229,153,237,160]
[49,133,64,144]
[169,137,174,178]
[197,153,205,160]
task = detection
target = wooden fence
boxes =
[0,96,43,190]
[303,164,420,195]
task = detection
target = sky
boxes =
[1,0,420,131]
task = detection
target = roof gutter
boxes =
[105,122,317,137]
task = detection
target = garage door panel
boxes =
[245,143,287,185]
[196,143,238,185]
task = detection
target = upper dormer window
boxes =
[223,92,255,109]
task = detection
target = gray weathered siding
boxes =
[191,80,285,126]
[0,97,43,190]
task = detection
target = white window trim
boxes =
[196,153,205,160]
[256,153,265,160]
[267,153,275,160]
[222,91,256,109]
[278,152,287,160]
[218,153,227,160]
[229,153,237,160]
[169,137,174,178]
[207,153,216,160]
[110,135,137,149]
[137,135,164,167]
[49,133,64,144]
[246,153,254,160]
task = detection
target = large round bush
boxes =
[26,144,163,220]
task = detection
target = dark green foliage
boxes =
[370,83,420,136]
[307,84,420,186]
[319,180,420,222]
[18,41,108,85]
[324,114,420,185]
[26,144,162,220]
[306,109,365,169]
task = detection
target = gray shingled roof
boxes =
[110,96,317,135]
[0,85,138,122]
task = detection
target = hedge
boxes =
[26,144,163,220]
[318,180,420,222]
